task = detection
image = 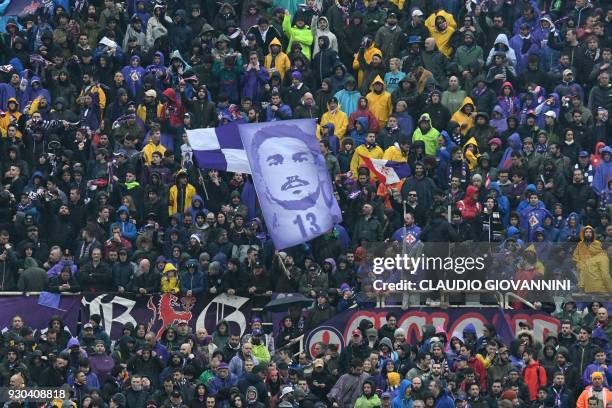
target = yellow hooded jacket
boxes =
[168,169,197,216]
[160,263,180,293]
[320,99,349,138]
[450,97,476,136]
[350,142,384,179]
[425,11,456,58]
[0,98,22,138]
[352,43,383,88]
[382,145,408,163]
[365,75,392,127]
[462,136,481,171]
[264,37,292,81]
[574,226,611,293]
[136,102,163,124]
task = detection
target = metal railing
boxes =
[376,290,506,308]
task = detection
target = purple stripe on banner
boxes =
[387,161,411,179]
[193,150,229,171]
[216,123,244,150]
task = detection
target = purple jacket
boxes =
[240,66,269,105]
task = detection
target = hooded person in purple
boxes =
[241,51,270,105]
[509,23,540,74]
[498,133,522,170]
[520,191,552,242]
[122,55,146,99]
[27,76,52,104]
[592,146,612,197]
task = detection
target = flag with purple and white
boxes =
[186,124,251,174]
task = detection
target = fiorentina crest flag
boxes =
[238,119,343,249]
[359,155,411,184]
[187,124,251,173]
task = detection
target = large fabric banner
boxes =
[0,295,81,336]
[81,293,252,340]
[238,119,342,249]
[304,308,560,357]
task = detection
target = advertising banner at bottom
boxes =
[305,308,559,357]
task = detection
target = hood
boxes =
[458,96,475,113]
[163,87,178,103]
[67,337,80,348]
[319,34,330,50]
[23,257,39,268]
[488,182,502,195]
[7,97,20,109]
[169,50,191,70]
[268,37,283,53]
[246,386,258,401]
[379,337,393,350]
[494,33,510,48]
[355,116,369,131]
[219,2,236,14]
[418,113,432,125]
[324,122,336,135]
[397,379,412,400]
[463,323,476,335]
[579,225,597,242]
[500,81,515,96]
[191,195,204,208]
[539,14,554,27]
[332,61,346,75]
[153,51,165,66]
[465,185,479,202]
[369,75,385,92]
[163,263,177,273]
[116,205,129,215]
[601,146,612,157]
[199,23,215,36]
[508,133,522,150]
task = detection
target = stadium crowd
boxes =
[0,0,611,405]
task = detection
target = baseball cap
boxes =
[218,362,229,370]
[280,386,294,399]
[177,319,188,325]
[381,392,391,399]
[544,111,557,119]
[83,323,93,329]
[145,89,157,98]
[578,150,589,157]
[366,328,378,337]
[170,390,182,398]
[411,9,423,16]
[563,68,573,76]
[352,329,362,337]
[313,358,324,368]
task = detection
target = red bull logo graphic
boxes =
[147,293,194,339]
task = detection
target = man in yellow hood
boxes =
[365,75,392,128]
[350,132,383,179]
[426,13,455,58]
[574,226,611,293]
[320,97,348,138]
[264,37,291,81]
[0,98,21,138]
[450,97,476,136]
[352,36,382,88]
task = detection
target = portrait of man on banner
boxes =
[239,120,342,249]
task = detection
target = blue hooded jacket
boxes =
[498,133,522,170]
[322,122,340,154]
[392,379,413,408]
[110,205,137,241]
[593,146,612,196]
[334,77,361,116]
[350,116,369,147]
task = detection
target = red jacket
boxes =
[522,360,547,401]
[468,356,487,391]
[456,185,483,221]
[160,88,186,128]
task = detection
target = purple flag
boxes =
[38,291,61,310]
[241,178,258,221]
[493,307,515,345]
[238,119,343,249]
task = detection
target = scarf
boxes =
[585,47,601,61]
[337,1,350,26]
